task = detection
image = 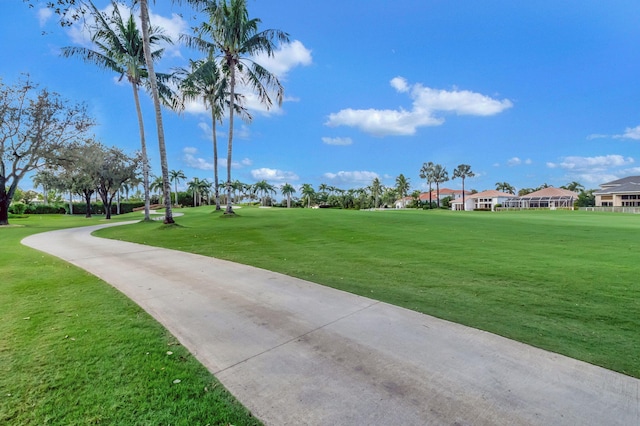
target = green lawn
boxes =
[1,214,261,425]
[96,207,640,378]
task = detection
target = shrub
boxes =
[9,201,27,215]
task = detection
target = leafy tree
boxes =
[518,188,535,196]
[281,182,296,208]
[185,0,289,214]
[577,189,596,207]
[0,76,93,225]
[452,164,474,210]
[169,169,187,206]
[33,169,58,204]
[419,161,435,209]
[187,177,210,206]
[395,174,410,207]
[60,0,171,221]
[410,189,422,208]
[495,181,515,194]
[93,145,140,219]
[431,164,449,208]
[381,187,398,207]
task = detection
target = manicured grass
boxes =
[96,207,640,378]
[1,214,261,425]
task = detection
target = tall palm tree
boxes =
[61,0,171,222]
[419,161,435,209]
[139,0,175,224]
[301,183,315,208]
[452,164,475,210]
[431,164,449,208]
[395,174,410,208]
[184,0,289,214]
[175,58,251,211]
[169,169,186,206]
[281,183,296,208]
[370,177,383,209]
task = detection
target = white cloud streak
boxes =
[322,137,353,146]
[251,168,299,182]
[323,171,379,186]
[326,77,512,137]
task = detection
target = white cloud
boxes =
[322,136,353,146]
[325,77,512,137]
[507,157,521,166]
[38,8,53,26]
[323,171,379,186]
[251,168,299,182]
[506,157,532,166]
[546,155,634,171]
[614,125,640,140]
[546,154,635,186]
[183,147,213,171]
[252,40,312,80]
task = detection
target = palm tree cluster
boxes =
[59,0,289,221]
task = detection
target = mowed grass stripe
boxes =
[1,214,261,425]
[97,207,640,378]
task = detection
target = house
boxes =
[450,190,514,211]
[502,187,579,209]
[594,176,640,207]
[395,188,470,208]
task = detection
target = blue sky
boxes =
[4,0,640,196]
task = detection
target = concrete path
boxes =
[22,222,640,425]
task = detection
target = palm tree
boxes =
[370,177,383,209]
[431,164,449,208]
[187,177,202,206]
[252,180,276,206]
[60,0,171,221]
[495,181,515,194]
[419,162,435,209]
[301,183,315,208]
[169,169,186,206]
[395,174,410,208]
[150,175,164,203]
[452,164,475,210]
[184,0,289,214]
[562,181,584,192]
[139,0,175,224]
[281,183,296,208]
[175,56,251,211]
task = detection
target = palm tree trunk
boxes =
[211,109,221,211]
[140,0,174,224]
[225,64,236,214]
[132,82,151,221]
[461,177,465,211]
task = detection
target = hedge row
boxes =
[8,201,144,215]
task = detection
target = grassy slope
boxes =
[97,207,640,378]
[1,214,261,425]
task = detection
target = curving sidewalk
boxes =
[22,222,640,425]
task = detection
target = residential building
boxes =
[450,190,514,211]
[594,176,640,207]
